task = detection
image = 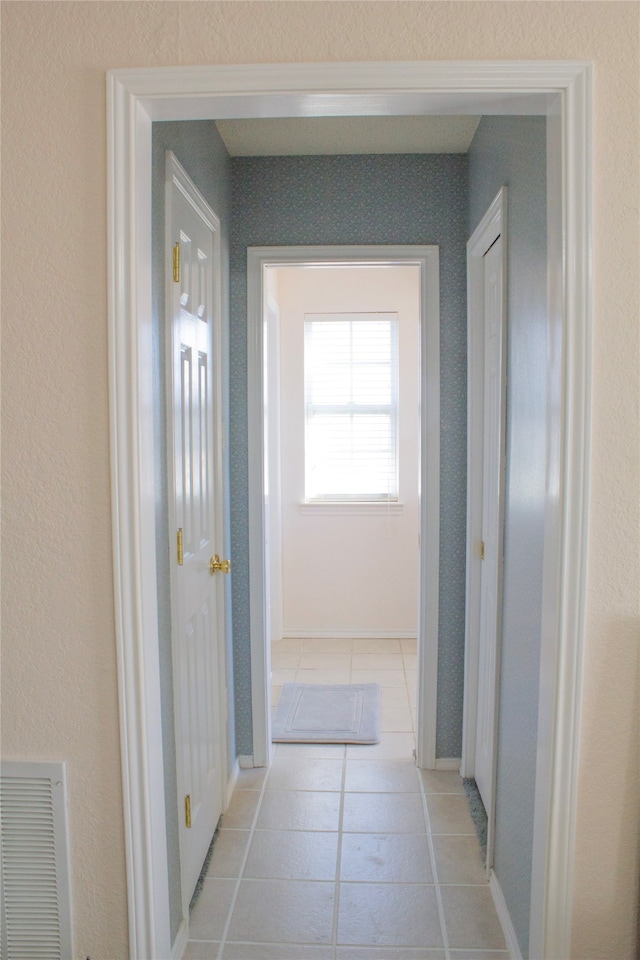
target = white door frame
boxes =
[461,187,507,870]
[107,61,592,960]
[264,290,284,655]
[247,245,440,770]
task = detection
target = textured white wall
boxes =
[276,265,420,637]
[1,3,637,958]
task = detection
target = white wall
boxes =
[275,264,420,637]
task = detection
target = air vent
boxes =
[1,761,73,959]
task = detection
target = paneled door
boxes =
[165,152,229,908]
[474,232,506,867]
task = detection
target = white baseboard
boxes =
[281,629,417,640]
[226,758,240,805]
[489,869,523,960]
[238,754,255,769]
[171,918,188,959]
[434,757,461,771]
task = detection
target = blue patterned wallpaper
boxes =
[229,155,469,758]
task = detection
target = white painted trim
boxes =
[276,627,418,642]
[226,759,240,805]
[237,755,255,770]
[490,870,524,960]
[281,629,418,640]
[246,250,271,769]
[461,187,508,876]
[247,244,439,775]
[529,66,592,960]
[107,61,581,121]
[529,100,566,960]
[107,75,172,960]
[170,920,188,960]
[265,293,284,652]
[107,60,591,959]
[434,758,461,772]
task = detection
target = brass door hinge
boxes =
[480,540,485,561]
[177,528,184,565]
[184,794,191,829]
[173,242,180,283]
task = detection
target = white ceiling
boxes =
[215,115,481,156]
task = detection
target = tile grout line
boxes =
[215,766,272,960]
[419,772,452,960]
[330,743,348,960]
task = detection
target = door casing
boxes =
[107,60,592,960]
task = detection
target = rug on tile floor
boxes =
[272,682,381,743]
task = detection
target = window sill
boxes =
[299,501,405,516]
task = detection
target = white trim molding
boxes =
[434,758,462,772]
[226,759,241,805]
[490,870,524,960]
[281,629,418,641]
[247,244,440,772]
[298,501,405,516]
[107,60,592,960]
[528,64,593,960]
[170,921,188,960]
[107,76,172,959]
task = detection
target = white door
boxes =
[474,233,506,864]
[166,152,229,907]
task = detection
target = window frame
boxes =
[303,311,400,504]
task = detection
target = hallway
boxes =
[183,640,508,958]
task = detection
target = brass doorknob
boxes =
[210,554,231,575]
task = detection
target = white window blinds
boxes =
[304,313,399,501]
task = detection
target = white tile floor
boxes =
[183,639,508,960]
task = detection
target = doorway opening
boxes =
[260,260,424,765]
[108,61,592,960]
[247,246,440,770]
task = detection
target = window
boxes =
[304,312,399,502]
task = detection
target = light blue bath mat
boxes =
[272,682,381,744]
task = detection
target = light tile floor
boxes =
[183,639,507,960]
